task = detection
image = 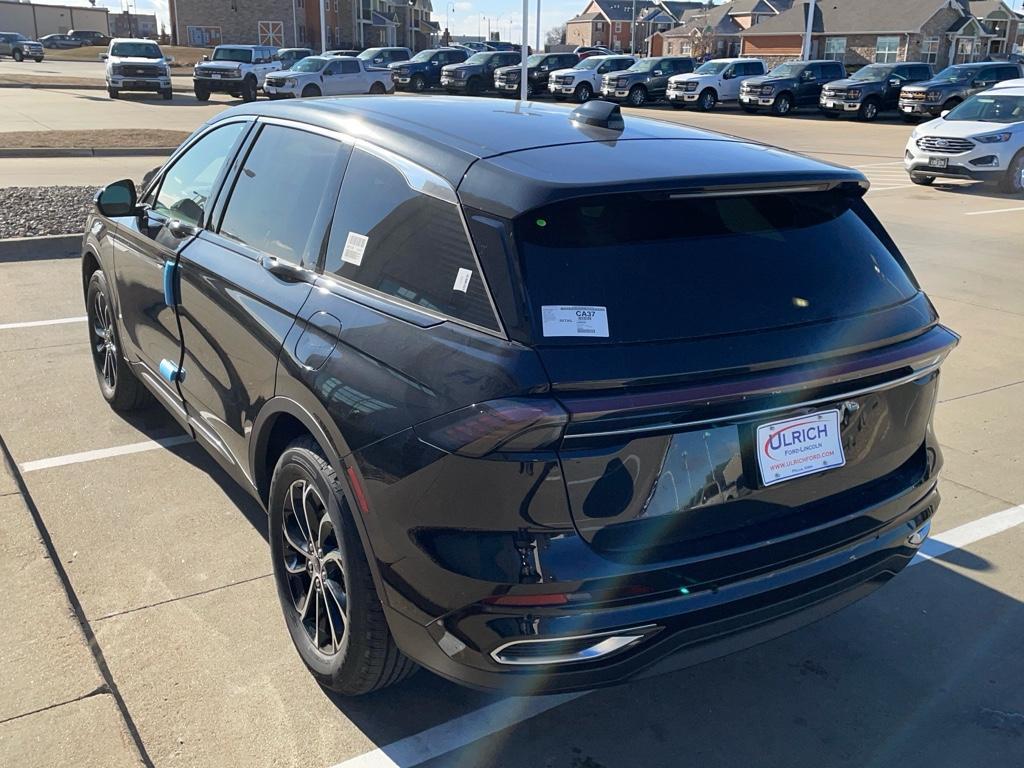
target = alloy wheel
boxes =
[629,86,646,106]
[90,287,117,391]
[700,90,715,111]
[281,479,348,656]
[862,102,878,121]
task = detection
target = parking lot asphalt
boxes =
[1,91,1023,768]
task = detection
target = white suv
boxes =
[548,55,636,103]
[102,38,172,100]
[904,84,1024,193]
[667,57,766,111]
[192,45,281,102]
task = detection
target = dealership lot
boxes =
[2,90,1024,768]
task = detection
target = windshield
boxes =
[767,62,805,78]
[409,50,436,63]
[110,42,161,58]
[527,54,545,66]
[574,57,604,70]
[850,64,893,81]
[947,94,1024,123]
[292,57,328,72]
[933,66,975,83]
[627,59,659,73]
[695,61,729,75]
[213,47,251,63]
[514,190,916,344]
[465,52,495,65]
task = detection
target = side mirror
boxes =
[167,219,197,239]
[722,71,733,80]
[98,52,107,60]
[201,54,208,61]
[940,109,950,118]
[165,55,175,64]
[94,180,137,218]
[653,70,663,76]
[888,78,900,87]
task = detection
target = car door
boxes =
[174,121,351,488]
[321,58,345,94]
[0,35,11,56]
[110,119,251,421]
[969,66,1001,96]
[797,65,820,104]
[884,66,908,108]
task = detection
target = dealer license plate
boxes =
[928,157,948,169]
[756,410,846,486]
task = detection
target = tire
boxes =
[161,88,173,101]
[369,81,386,95]
[857,99,880,122]
[910,174,935,186]
[696,88,716,112]
[525,81,535,99]
[85,270,150,412]
[627,85,647,107]
[998,151,1024,195]
[194,87,210,102]
[269,437,417,696]
[13,49,23,62]
[771,92,793,116]
[573,81,593,103]
[34,57,43,63]
[241,76,258,102]
[301,84,321,98]
[107,87,119,99]
[411,74,426,92]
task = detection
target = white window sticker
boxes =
[541,306,609,338]
[341,232,368,266]
[453,267,473,293]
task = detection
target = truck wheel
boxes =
[13,49,24,62]
[107,88,119,99]
[301,84,321,98]
[411,74,426,92]
[697,88,717,112]
[241,76,258,102]
[194,87,210,101]
[627,85,647,106]
[161,88,173,101]
[771,92,793,116]
[369,81,386,95]
[998,151,1024,195]
[857,98,880,122]
[910,174,935,186]
[34,57,44,63]
[573,81,592,103]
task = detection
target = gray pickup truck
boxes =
[898,61,1023,121]
[0,32,44,62]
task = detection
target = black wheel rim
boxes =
[281,479,347,656]
[90,287,117,391]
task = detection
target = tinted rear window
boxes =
[513,190,917,344]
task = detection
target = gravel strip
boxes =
[0,185,96,239]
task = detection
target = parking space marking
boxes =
[331,692,588,768]
[19,435,191,473]
[332,501,1024,768]
[0,315,87,331]
[964,206,1024,217]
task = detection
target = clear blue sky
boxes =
[68,0,1024,46]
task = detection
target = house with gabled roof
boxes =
[738,0,1021,69]
[565,0,658,52]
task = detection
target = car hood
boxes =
[549,67,581,78]
[669,72,714,83]
[196,61,245,71]
[494,64,531,75]
[916,118,1021,138]
[902,78,961,92]
[441,63,479,74]
[742,75,792,87]
[825,77,882,89]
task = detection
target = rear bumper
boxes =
[386,482,939,694]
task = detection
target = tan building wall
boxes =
[0,1,109,38]
[740,33,801,57]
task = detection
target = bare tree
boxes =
[545,24,567,47]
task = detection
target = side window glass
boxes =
[1000,66,1018,80]
[325,60,341,75]
[324,149,498,332]
[218,125,343,266]
[977,67,997,82]
[341,59,359,74]
[153,122,246,228]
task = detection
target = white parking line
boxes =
[964,206,1024,217]
[19,435,192,473]
[0,315,87,331]
[333,501,1024,768]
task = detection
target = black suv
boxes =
[390,47,469,92]
[67,29,110,46]
[493,52,580,98]
[599,56,695,106]
[440,50,521,95]
[820,62,933,121]
[898,62,1023,120]
[84,96,955,695]
[740,59,846,115]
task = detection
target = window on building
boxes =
[595,21,603,31]
[875,35,900,64]
[680,41,692,56]
[921,36,939,64]
[615,21,622,33]
[324,149,499,332]
[823,36,846,62]
[955,37,976,63]
[219,126,344,267]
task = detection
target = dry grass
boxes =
[0,129,189,149]
[47,45,209,68]
[0,74,105,88]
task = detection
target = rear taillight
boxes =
[413,398,568,458]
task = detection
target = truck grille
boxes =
[124,65,162,77]
[916,136,974,154]
[902,90,926,101]
[822,88,847,99]
[554,75,572,85]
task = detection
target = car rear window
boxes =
[513,190,917,344]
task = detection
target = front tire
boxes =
[627,85,647,107]
[34,57,43,63]
[369,81,386,95]
[411,74,426,92]
[573,81,593,103]
[241,76,257,102]
[161,87,173,101]
[998,151,1024,195]
[465,76,483,96]
[696,88,716,112]
[301,84,321,98]
[107,87,119,99]
[740,104,758,113]
[857,99,880,122]
[194,86,210,101]
[13,49,23,62]
[771,92,793,116]
[910,174,935,186]
[269,437,417,695]
[86,270,149,412]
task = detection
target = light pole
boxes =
[535,0,541,52]
[319,0,327,54]
[520,0,528,101]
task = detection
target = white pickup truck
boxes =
[263,55,394,99]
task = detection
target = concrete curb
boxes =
[0,147,175,158]
[0,234,82,263]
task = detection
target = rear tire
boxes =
[269,437,418,696]
[86,270,150,412]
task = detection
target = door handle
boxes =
[162,260,179,306]
[260,254,308,283]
